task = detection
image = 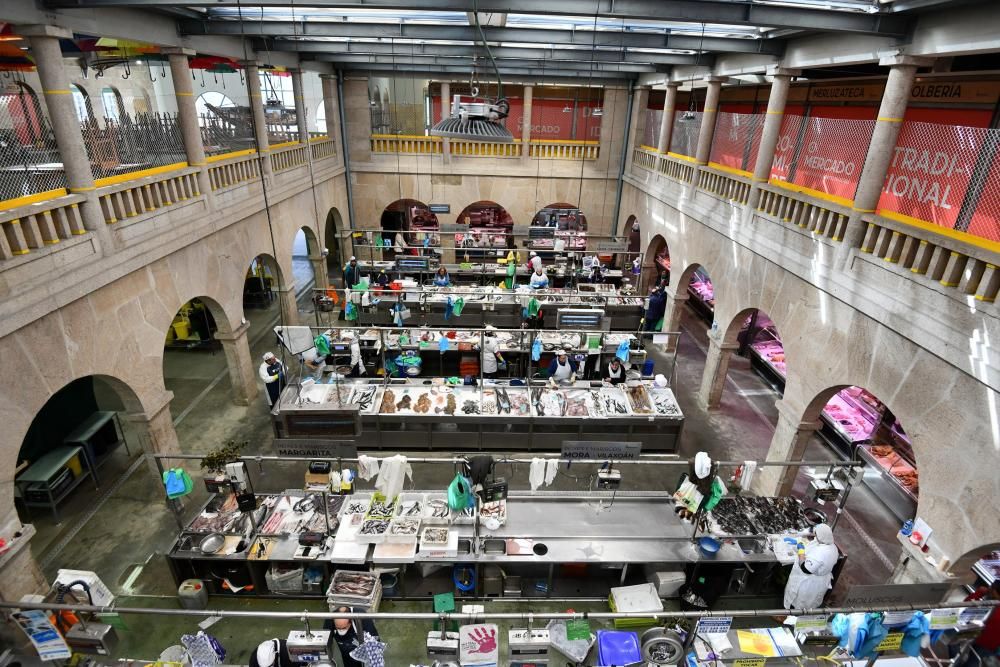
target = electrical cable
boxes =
[575,0,601,222]
[471,0,502,100]
[236,0,293,382]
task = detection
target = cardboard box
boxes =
[55,569,115,607]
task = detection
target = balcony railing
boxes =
[371,135,600,160]
[310,137,337,161]
[632,147,695,183]
[96,163,202,225]
[270,142,309,173]
[0,190,87,260]
[700,164,752,207]
[756,181,850,243]
[208,149,262,191]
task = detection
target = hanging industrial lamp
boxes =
[429,3,513,143]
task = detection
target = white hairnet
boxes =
[814,523,834,544]
[256,640,278,667]
[263,352,276,361]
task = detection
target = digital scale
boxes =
[426,630,460,662]
[286,630,330,663]
[65,622,119,656]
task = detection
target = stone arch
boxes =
[642,232,670,292]
[949,542,1000,582]
[456,200,514,253]
[381,199,439,252]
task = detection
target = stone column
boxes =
[215,322,259,406]
[319,73,342,159]
[662,288,688,334]
[439,81,451,163]
[624,85,650,173]
[597,85,628,173]
[21,26,111,243]
[839,55,933,262]
[747,68,799,209]
[309,253,329,289]
[275,284,300,326]
[521,84,533,163]
[343,77,373,162]
[125,393,182,479]
[752,400,823,497]
[656,82,679,154]
[0,509,48,599]
[166,49,212,200]
[693,76,726,186]
[698,331,738,409]
[241,61,273,180]
[290,68,309,144]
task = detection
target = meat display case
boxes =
[746,314,786,392]
[856,443,917,522]
[686,268,715,325]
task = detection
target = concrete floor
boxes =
[9,292,906,664]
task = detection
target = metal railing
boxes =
[0,191,87,260]
[451,139,521,157]
[370,134,599,160]
[633,146,658,171]
[207,149,261,191]
[96,164,202,225]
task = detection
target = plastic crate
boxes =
[266,566,304,593]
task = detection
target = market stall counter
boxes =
[271,378,684,452]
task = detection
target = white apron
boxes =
[783,541,838,609]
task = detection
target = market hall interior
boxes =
[1,0,1000,662]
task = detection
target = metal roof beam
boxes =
[183,20,784,54]
[312,53,660,72]
[338,62,632,80]
[266,40,706,65]
[50,0,912,35]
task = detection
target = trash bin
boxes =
[178,579,208,609]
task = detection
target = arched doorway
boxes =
[243,253,283,311]
[16,375,141,542]
[456,200,513,259]
[642,233,670,293]
[530,203,588,253]
[681,263,714,326]
[70,84,93,122]
[324,207,346,275]
[795,385,914,585]
[700,306,785,413]
[380,199,439,259]
[293,225,325,305]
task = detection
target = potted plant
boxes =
[200,439,248,491]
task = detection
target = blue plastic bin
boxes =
[597,630,641,666]
[642,360,655,376]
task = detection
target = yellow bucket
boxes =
[66,454,82,477]
[172,319,190,340]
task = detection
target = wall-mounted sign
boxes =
[428,204,451,214]
[274,438,358,459]
[561,441,642,460]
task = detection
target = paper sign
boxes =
[653,333,670,344]
[959,607,993,627]
[733,659,767,667]
[697,617,733,634]
[566,619,590,641]
[12,610,72,661]
[794,615,829,632]
[930,608,961,629]
[876,633,904,652]
[882,611,914,626]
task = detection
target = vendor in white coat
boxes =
[481,326,504,379]
[547,349,577,385]
[783,523,838,610]
[344,331,366,377]
[300,346,326,380]
[258,352,285,406]
[529,267,549,289]
[527,251,543,273]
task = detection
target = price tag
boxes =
[930,608,962,630]
[697,616,733,635]
[733,658,766,667]
[876,633,904,652]
[794,615,829,632]
[566,619,590,641]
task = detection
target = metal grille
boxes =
[669,111,701,157]
[643,109,662,148]
[878,120,1000,242]
[709,112,764,173]
[771,114,875,202]
[0,83,67,202]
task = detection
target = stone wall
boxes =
[619,179,1000,569]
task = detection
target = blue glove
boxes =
[532,338,542,362]
[438,336,449,352]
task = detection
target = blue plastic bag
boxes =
[532,338,542,361]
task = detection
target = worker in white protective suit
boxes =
[344,331,366,377]
[258,352,285,406]
[783,523,838,610]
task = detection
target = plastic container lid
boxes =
[597,630,641,666]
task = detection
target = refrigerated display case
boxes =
[686,268,715,325]
[746,314,786,392]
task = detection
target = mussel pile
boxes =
[711,496,810,535]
